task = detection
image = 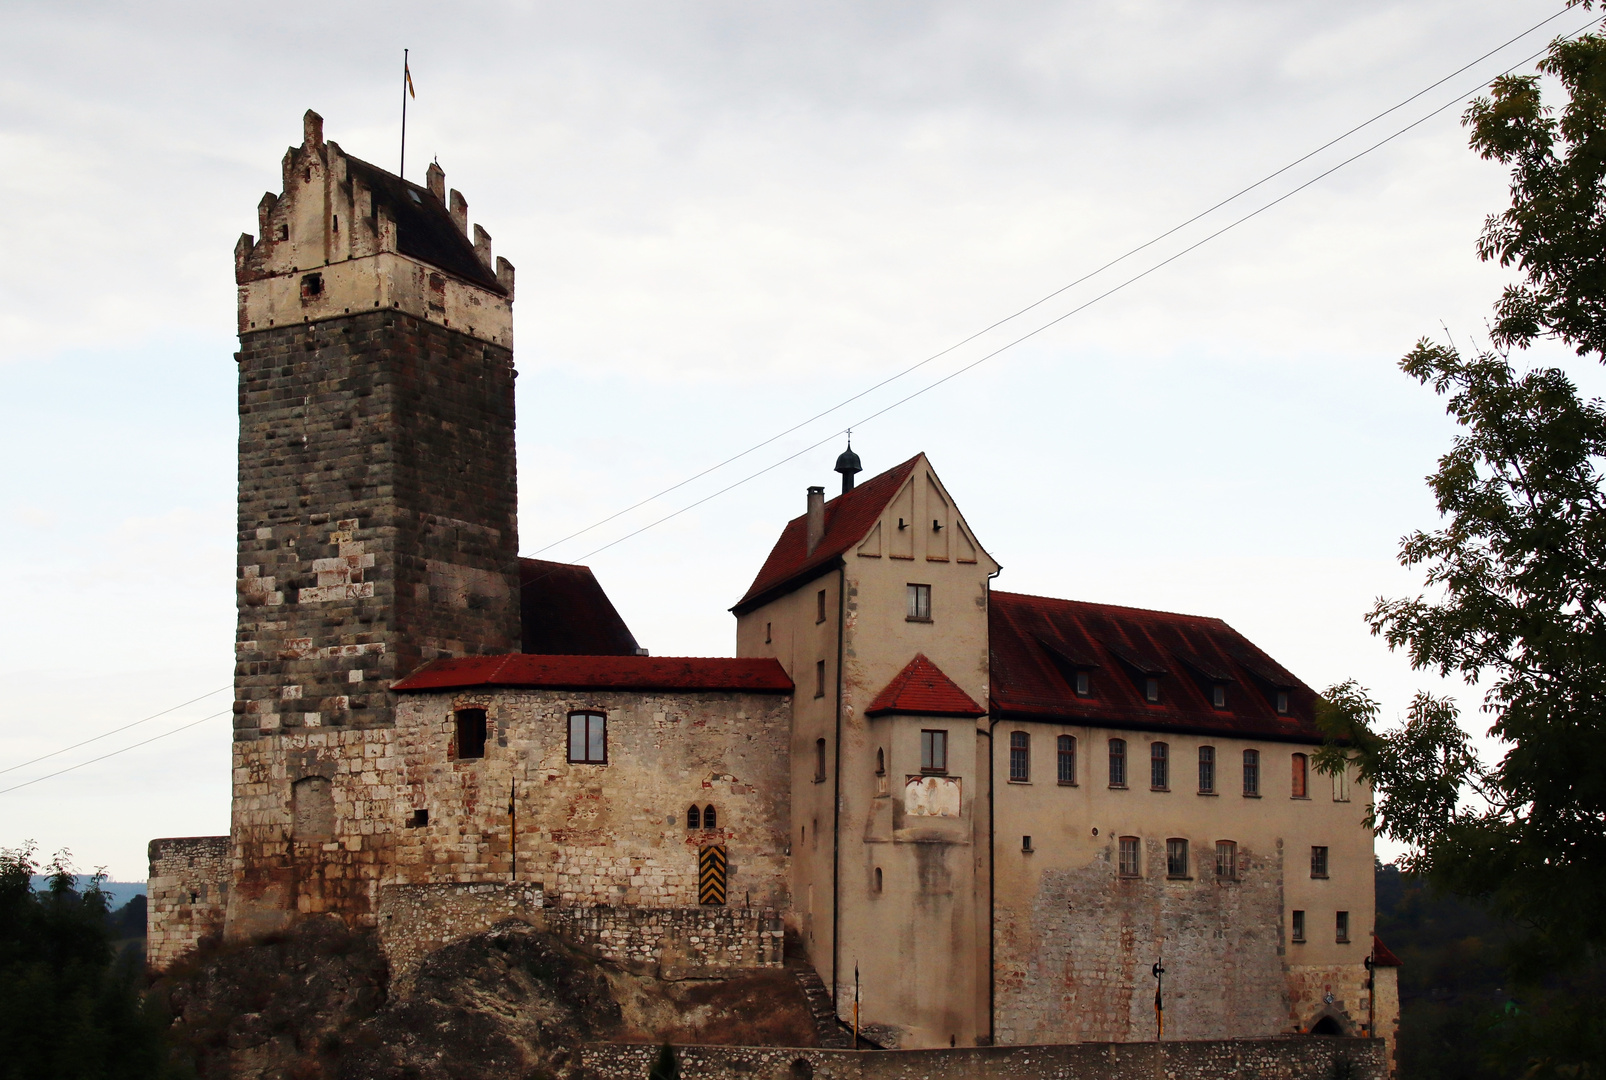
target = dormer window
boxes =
[1212,684,1226,709]
[1144,677,1160,703]
[1276,691,1289,715]
[1075,671,1090,697]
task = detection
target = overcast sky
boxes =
[3,0,1602,880]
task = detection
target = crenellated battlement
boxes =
[234,110,515,348]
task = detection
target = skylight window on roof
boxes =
[409,189,423,203]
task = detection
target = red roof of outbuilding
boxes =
[989,591,1322,742]
[1372,935,1402,967]
[733,455,922,614]
[866,654,986,718]
[393,654,794,694]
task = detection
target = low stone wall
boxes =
[147,836,231,972]
[581,1037,1386,1080]
[545,905,785,976]
[377,881,545,987]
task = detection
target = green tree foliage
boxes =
[0,843,182,1080]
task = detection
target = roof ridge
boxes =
[992,590,1227,625]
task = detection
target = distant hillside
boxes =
[29,876,147,909]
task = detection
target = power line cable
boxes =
[0,708,232,797]
[525,3,1579,559]
[0,686,230,776]
[554,17,1602,568]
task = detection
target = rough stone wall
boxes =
[544,905,784,974]
[390,689,791,908]
[581,1037,1386,1080]
[1286,963,1371,1037]
[147,836,231,971]
[231,309,519,931]
[994,837,1287,1045]
[377,881,544,989]
[1373,966,1399,1077]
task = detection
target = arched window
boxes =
[1109,738,1127,787]
[1291,753,1308,798]
[1009,731,1030,782]
[1150,741,1169,790]
[703,805,717,830]
[873,867,883,892]
[1057,735,1076,785]
[686,804,700,829]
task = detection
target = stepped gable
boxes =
[733,454,922,613]
[866,654,986,718]
[988,590,1323,742]
[519,558,640,656]
[392,653,794,694]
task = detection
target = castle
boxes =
[147,111,1399,1064]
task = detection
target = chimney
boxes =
[449,189,468,233]
[806,486,826,555]
[473,224,493,269]
[426,161,445,202]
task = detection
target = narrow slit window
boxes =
[814,738,827,782]
[816,589,827,623]
[874,867,883,892]
[921,729,948,773]
[1057,735,1076,785]
[815,660,826,699]
[1150,742,1169,790]
[567,710,607,764]
[1292,910,1306,943]
[875,748,888,796]
[1291,753,1309,798]
[765,622,772,644]
[1198,745,1216,793]
[454,708,487,760]
[1109,738,1127,787]
[907,583,932,621]
[1009,731,1030,782]
[1118,836,1141,877]
[1242,749,1261,796]
[1332,765,1351,803]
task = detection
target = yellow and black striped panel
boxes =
[698,844,727,906]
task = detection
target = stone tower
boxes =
[228,110,520,934]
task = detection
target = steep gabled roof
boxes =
[519,558,640,656]
[733,455,922,614]
[866,654,986,718]
[1372,935,1402,967]
[343,155,505,293]
[989,591,1322,742]
[393,654,793,694]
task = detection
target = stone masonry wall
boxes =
[377,881,544,989]
[581,1038,1386,1080]
[390,689,792,908]
[994,836,1287,1045]
[147,836,231,972]
[232,310,520,930]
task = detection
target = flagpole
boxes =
[400,48,409,178]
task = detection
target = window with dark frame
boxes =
[1243,749,1261,796]
[814,738,827,782]
[1009,731,1030,782]
[1212,683,1226,708]
[1292,753,1309,798]
[1292,909,1306,943]
[907,583,932,621]
[1311,845,1329,878]
[1215,840,1237,880]
[1198,745,1216,793]
[875,748,888,796]
[1276,690,1290,715]
[1109,738,1127,787]
[1144,676,1160,703]
[921,729,948,773]
[567,711,607,764]
[454,708,487,760]
[765,622,772,644]
[1057,735,1076,785]
[703,804,717,830]
[1150,742,1169,790]
[1118,836,1141,877]
[687,805,700,829]
[816,589,827,623]
[815,660,826,698]
[1336,910,1350,943]
[1075,670,1090,697]
[1166,838,1189,878]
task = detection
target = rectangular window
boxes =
[1292,910,1306,943]
[1009,731,1030,782]
[1336,910,1350,943]
[567,711,606,764]
[1212,684,1226,708]
[1118,836,1141,877]
[454,708,487,760]
[1292,753,1308,798]
[1198,745,1216,793]
[921,729,948,773]
[1144,676,1160,703]
[1276,690,1290,715]
[1311,846,1329,879]
[1074,670,1090,697]
[1150,742,1169,790]
[1215,840,1237,880]
[1166,838,1189,878]
[1243,749,1260,796]
[765,622,772,644]
[907,583,932,621]
[1057,735,1077,785]
[1109,738,1127,787]
[815,738,827,782]
[1021,835,1033,852]
[816,588,827,623]
[1332,765,1350,802]
[815,659,826,699]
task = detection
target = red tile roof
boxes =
[393,654,793,694]
[1372,935,1402,967]
[519,558,640,656]
[866,654,986,718]
[733,455,922,614]
[988,591,1322,742]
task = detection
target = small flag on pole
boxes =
[405,58,416,98]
